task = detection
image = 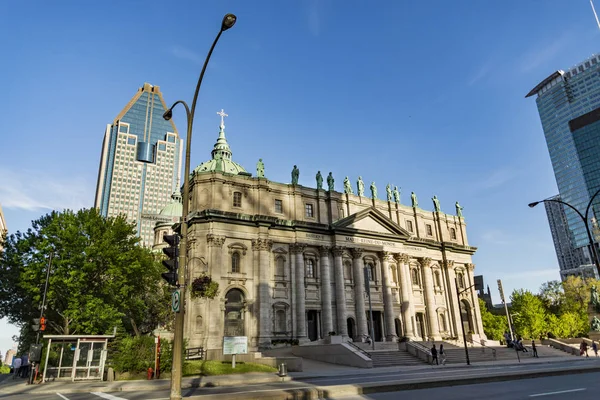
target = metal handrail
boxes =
[406,340,431,356]
[345,341,372,359]
[466,338,496,360]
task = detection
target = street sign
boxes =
[223,336,248,355]
[497,279,505,303]
[172,289,181,313]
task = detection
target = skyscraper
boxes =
[527,54,600,276]
[95,83,182,247]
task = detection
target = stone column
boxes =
[291,243,308,342]
[445,260,462,338]
[396,253,415,338]
[252,238,273,348]
[206,234,226,349]
[466,263,486,339]
[351,248,368,340]
[332,246,348,337]
[380,252,398,341]
[419,257,441,340]
[319,246,334,335]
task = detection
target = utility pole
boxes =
[30,252,52,384]
[497,279,513,341]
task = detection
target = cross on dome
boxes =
[217,109,228,128]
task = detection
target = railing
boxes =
[466,338,496,360]
[185,347,205,360]
[405,340,431,363]
[345,341,372,359]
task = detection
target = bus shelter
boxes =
[42,333,114,382]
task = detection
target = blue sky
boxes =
[1,0,599,353]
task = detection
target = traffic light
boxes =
[40,316,47,331]
[162,234,180,286]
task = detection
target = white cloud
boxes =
[0,167,92,212]
[474,167,518,192]
[519,32,571,73]
[170,45,203,65]
[501,268,560,282]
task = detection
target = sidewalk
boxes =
[0,372,290,395]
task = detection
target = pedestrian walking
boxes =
[439,343,446,365]
[12,356,21,380]
[593,341,598,357]
[580,340,589,358]
[531,340,538,358]
[20,354,29,378]
[430,344,439,365]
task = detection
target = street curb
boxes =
[0,374,291,395]
[183,364,600,399]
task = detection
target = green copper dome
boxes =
[194,122,247,175]
[159,191,182,217]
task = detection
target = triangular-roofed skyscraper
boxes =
[95,83,183,247]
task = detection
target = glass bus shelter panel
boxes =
[73,340,106,380]
[43,341,76,381]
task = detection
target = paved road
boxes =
[332,371,600,399]
[2,360,600,400]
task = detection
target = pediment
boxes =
[332,207,410,238]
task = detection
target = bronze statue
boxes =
[411,191,418,208]
[455,201,464,218]
[316,171,323,190]
[432,195,441,212]
[386,184,392,202]
[327,172,335,191]
[592,316,600,332]
[291,165,300,185]
[393,186,401,204]
[357,176,365,196]
[370,182,377,199]
[343,176,353,194]
[256,159,265,178]
[591,285,600,313]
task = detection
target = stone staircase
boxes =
[352,341,427,367]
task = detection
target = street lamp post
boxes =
[163,13,236,400]
[455,278,476,366]
[529,187,600,277]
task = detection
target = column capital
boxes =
[251,238,273,252]
[466,263,475,271]
[290,243,306,254]
[332,246,346,257]
[379,251,395,263]
[350,247,363,259]
[207,234,226,248]
[319,245,331,256]
[444,260,455,268]
[418,257,432,268]
[395,253,410,263]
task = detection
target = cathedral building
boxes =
[155,112,485,355]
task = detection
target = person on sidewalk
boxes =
[430,344,439,366]
[580,340,589,358]
[12,356,21,380]
[20,354,29,378]
[592,341,598,357]
[439,344,446,365]
[531,340,538,358]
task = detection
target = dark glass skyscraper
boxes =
[527,54,600,275]
[95,83,182,247]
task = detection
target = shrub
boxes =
[0,365,10,374]
[111,336,155,374]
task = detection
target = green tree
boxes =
[479,298,508,341]
[510,289,547,339]
[539,280,563,314]
[0,208,171,349]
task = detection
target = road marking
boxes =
[91,393,129,400]
[529,388,586,397]
[56,394,70,400]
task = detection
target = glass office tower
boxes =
[527,54,600,275]
[94,83,182,247]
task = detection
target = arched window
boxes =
[195,315,203,334]
[306,259,315,278]
[438,313,446,331]
[450,228,457,240]
[434,270,441,287]
[231,252,240,273]
[344,261,352,281]
[224,289,245,336]
[366,262,375,281]
[276,309,286,332]
[411,268,420,286]
[457,272,465,289]
[276,257,285,277]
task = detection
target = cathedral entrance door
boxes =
[224,289,245,337]
[307,310,318,341]
[415,313,426,340]
[367,311,383,341]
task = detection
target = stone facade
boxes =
[181,170,485,354]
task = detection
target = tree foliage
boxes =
[0,208,172,349]
[510,289,547,339]
[479,298,508,340]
